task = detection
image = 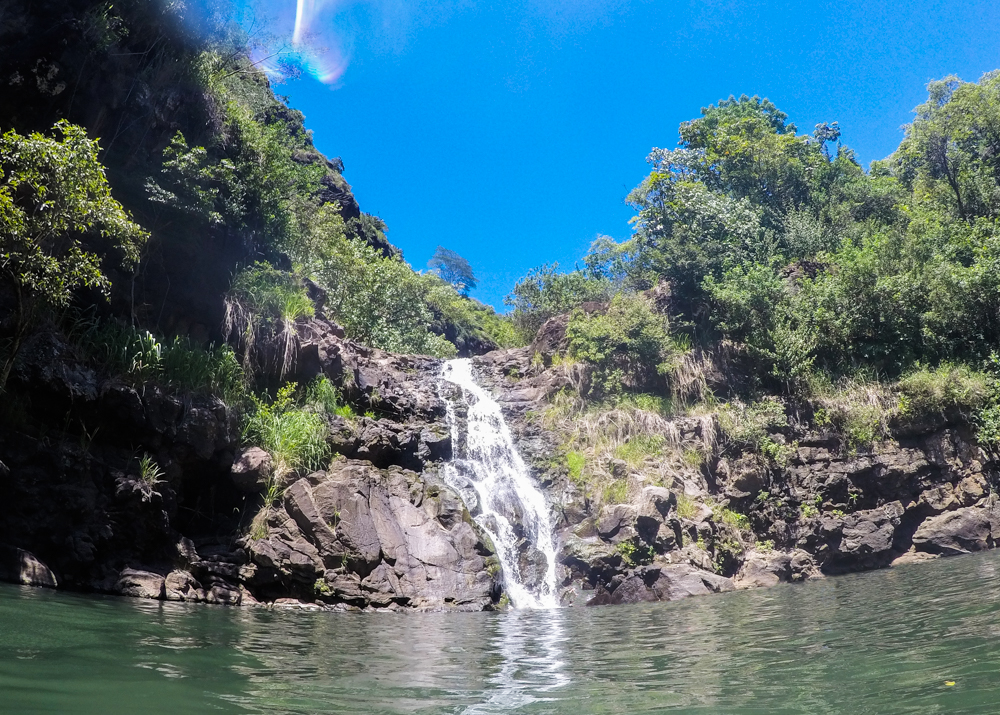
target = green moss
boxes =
[565,451,586,484]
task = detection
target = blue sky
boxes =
[266,0,1000,310]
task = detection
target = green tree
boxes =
[890,72,1000,223]
[504,263,612,342]
[0,121,147,390]
[566,294,677,397]
[428,246,477,296]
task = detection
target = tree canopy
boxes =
[428,246,477,296]
[506,71,1000,398]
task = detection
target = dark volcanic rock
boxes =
[231,447,273,493]
[115,569,166,599]
[587,564,734,606]
[246,459,496,610]
[912,506,998,555]
[734,548,819,589]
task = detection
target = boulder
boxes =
[734,548,818,589]
[596,504,638,543]
[587,564,734,606]
[231,447,273,493]
[912,506,997,555]
[164,570,203,601]
[114,569,165,599]
[1,548,59,588]
[822,502,904,570]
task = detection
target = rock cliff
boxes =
[3,323,1000,611]
[472,344,1000,607]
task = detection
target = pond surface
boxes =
[4,551,1000,714]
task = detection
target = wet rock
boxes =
[115,569,165,599]
[164,570,202,601]
[0,547,59,588]
[248,460,494,610]
[587,564,734,606]
[890,549,940,567]
[734,549,818,589]
[912,506,997,555]
[231,447,273,493]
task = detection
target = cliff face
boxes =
[472,345,1000,607]
[0,316,499,611]
[3,318,999,611]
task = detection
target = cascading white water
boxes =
[440,358,559,609]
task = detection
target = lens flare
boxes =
[225,0,350,86]
[289,0,350,85]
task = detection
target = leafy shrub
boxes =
[505,264,613,343]
[0,120,147,390]
[306,234,458,357]
[567,294,678,397]
[712,503,751,532]
[616,540,654,566]
[976,405,1000,448]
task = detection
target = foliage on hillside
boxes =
[0,0,511,499]
[511,72,1000,449]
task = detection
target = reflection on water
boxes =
[460,609,569,715]
[5,550,1000,713]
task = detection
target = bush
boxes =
[505,264,612,343]
[718,397,787,450]
[224,263,314,377]
[306,233,458,357]
[567,294,678,397]
[897,364,991,418]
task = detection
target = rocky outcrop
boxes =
[912,505,999,555]
[0,319,502,611]
[244,459,496,611]
[586,564,735,606]
[466,344,1000,609]
[292,318,446,422]
[5,308,1000,614]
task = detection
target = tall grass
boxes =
[74,318,246,402]
[242,385,330,478]
[224,263,314,378]
[242,383,332,539]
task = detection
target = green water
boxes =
[4,552,1000,714]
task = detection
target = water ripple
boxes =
[4,551,1000,713]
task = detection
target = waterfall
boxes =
[439,358,559,609]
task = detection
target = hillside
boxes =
[3,0,1000,610]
